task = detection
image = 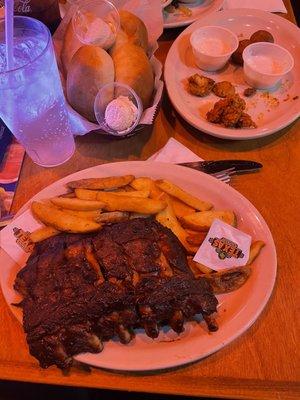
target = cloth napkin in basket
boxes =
[223,0,287,13]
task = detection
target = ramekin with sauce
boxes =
[190,26,238,71]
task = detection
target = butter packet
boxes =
[193,219,251,271]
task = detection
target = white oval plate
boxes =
[163,0,224,28]
[164,9,300,139]
[0,161,276,371]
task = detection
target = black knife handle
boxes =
[179,160,263,174]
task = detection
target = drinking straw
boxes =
[5,0,14,70]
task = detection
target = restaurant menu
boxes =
[0,120,24,221]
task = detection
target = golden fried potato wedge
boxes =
[67,175,135,190]
[95,211,130,223]
[169,196,195,219]
[62,209,102,220]
[247,240,265,265]
[59,192,76,198]
[29,226,60,243]
[130,177,152,191]
[51,197,105,211]
[150,184,164,200]
[121,185,135,192]
[155,194,196,254]
[130,212,151,219]
[185,229,201,236]
[103,189,150,198]
[31,202,101,233]
[107,186,135,193]
[75,188,149,201]
[130,177,163,199]
[186,231,207,246]
[181,210,236,231]
[94,191,167,214]
[75,188,98,201]
[156,179,212,211]
[203,266,252,294]
[187,257,214,276]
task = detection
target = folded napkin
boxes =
[148,138,203,163]
[223,0,287,13]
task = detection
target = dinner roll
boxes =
[111,10,148,54]
[61,19,82,75]
[112,43,154,108]
[66,45,115,122]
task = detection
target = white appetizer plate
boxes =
[164,9,300,139]
[163,0,224,28]
[0,161,276,371]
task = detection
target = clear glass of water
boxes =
[0,16,75,167]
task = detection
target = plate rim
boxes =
[0,161,277,371]
[164,8,300,139]
[163,0,224,28]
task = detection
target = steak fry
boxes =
[14,218,218,369]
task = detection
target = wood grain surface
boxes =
[1,1,299,399]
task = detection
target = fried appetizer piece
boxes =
[188,74,215,97]
[212,81,235,98]
[206,94,246,127]
[250,30,274,43]
[206,99,224,124]
[236,112,257,129]
[243,87,257,97]
[222,96,246,127]
[231,39,251,65]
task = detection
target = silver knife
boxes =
[177,160,263,174]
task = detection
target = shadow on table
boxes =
[0,380,218,400]
[75,126,153,162]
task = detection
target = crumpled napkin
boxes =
[223,0,287,13]
[148,138,203,163]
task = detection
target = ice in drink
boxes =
[0,17,75,167]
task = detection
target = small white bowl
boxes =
[94,82,143,137]
[190,26,238,71]
[243,42,294,90]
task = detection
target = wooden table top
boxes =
[1,1,299,399]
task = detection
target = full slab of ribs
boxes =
[14,218,218,369]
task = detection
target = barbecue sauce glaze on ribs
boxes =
[14,218,218,369]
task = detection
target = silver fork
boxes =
[211,167,236,184]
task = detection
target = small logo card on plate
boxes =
[193,219,251,271]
